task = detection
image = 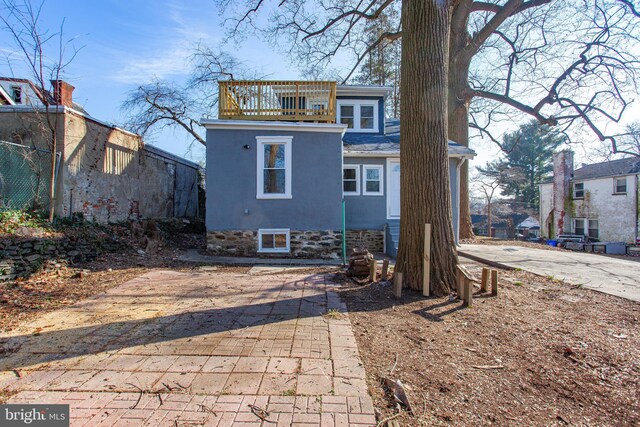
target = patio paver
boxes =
[0,270,375,426]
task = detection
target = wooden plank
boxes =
[456,268,464,299]
[491,269,498,296]
[369,259,377,282]
[381,259,389,281]
[463,278,472,307]
[393,272,403,299]
[423,224,431,297]
[480,267,489,292]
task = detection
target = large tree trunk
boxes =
[449,0,474,240]
[396,0,458,296]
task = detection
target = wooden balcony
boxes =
[218,80,337,123]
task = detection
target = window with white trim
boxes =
[343,165,360,195]
[614,177,627,194]
[574,218,599,239]
[258,229,290,253]
[339,105,354,128]
[573,182,584,198]
[362,165,383,195]
[337,100,378,133]
[256,136,292,199]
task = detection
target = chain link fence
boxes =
[0,140,59,212]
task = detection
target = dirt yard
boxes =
[2,232,638,425]
[335,263,640,426]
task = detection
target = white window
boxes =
[256,136,292,199]
[339,105,354,128]
[258,228,290,253]
[362,165,383,195]
[614,177,627,194]
[337,100,378,133]
[573,182,584,198]
[574,218,598,239]
[360,105,375,130]
[343,165,360,195]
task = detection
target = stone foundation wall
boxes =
[345,230,385,253]
[0,236,120,281]
[207,230,342,259]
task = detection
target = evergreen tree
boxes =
[354,5,401,118]
[477,121,566,210]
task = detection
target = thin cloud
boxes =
[108,0,221,84]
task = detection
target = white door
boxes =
[387,159,400,218]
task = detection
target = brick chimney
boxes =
[552,150,574,237]
[51,80,74,107]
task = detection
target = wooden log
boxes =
[423,223,431,297]
[393,272,403,299]
[381,259,389,281]
[369,259,377,282]
[481,267,489,292]
[491,269,498,296]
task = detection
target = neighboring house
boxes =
[0,77,201,222]
[516,216,540,238]
[471,213,531,239]
[539,150,640,243]
[202,81,475,259]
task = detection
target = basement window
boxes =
[258,229,290,253]
[614,177,627,194]
[573,182,584,199]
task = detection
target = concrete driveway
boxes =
[460,244,640,302]
[0,270,375,426]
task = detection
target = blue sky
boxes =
[0,0,301,163]
[2,1,637,168]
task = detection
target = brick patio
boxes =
[0,270,376,426]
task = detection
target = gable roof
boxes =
[343,118,476,158]
[0,77,89,114]
[573,157,640,181]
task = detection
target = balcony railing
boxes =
[218,80,337,123]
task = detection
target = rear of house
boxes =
[203,81,475,259]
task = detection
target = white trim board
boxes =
[201,119,348,134]
[386,158,401,219]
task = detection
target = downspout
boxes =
[636,175,639,245]
[342,199,347,265]
[455,158,466,246]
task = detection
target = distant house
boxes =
[471,213,532,239]
[539,151,640,243]
[202,81,476,259]
[516,216,540,238]
[0,77,201,222]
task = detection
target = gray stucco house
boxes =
[202,81,475,259]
